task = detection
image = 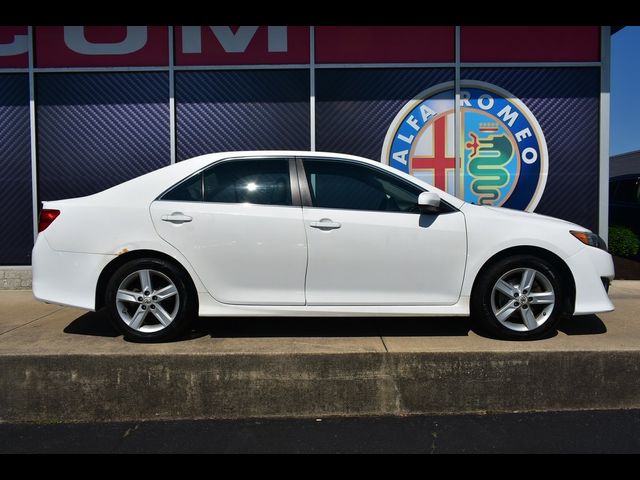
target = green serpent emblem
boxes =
[466,132,514,205]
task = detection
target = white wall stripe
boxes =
[309,26,316,151]
[32,66,170,73]
[8,63,602,75]
[27,26,38,244]
[461,62,601,68]
[454,26,461,199]
[168,26,176,165]
[174,64,309,71]
[599,26,611,243]
[316,62,456,69]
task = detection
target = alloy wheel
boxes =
[490,267,556,332]
[115,269,180,333]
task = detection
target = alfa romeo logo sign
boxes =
[381,80,548,211]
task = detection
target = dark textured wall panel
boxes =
[462,68,600,232]
[176,70,310,160]
[0,75,32,265]
[315,68,453,160]
[37,73,170,201]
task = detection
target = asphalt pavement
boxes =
[3,409,640,453]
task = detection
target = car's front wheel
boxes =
[471,254,573,339]
[105,258,196,342]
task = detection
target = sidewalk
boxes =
[0,281,638,422]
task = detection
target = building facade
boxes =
[611,150,640,178]
[0,26,611,265]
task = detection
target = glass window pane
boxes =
[609,180,618,201]
[203,159,292,206]
[303,160,423,212]
[614,178,640,204]
[162,173,202,202]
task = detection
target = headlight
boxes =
[570,230,607,250]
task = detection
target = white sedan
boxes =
[32,151,615,341]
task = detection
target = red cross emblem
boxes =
[410,115,455,191]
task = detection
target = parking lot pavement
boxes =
[0,290,63,336]
[0,280,638,356]
[0,281,638,423]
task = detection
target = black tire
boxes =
[105,257,197,342]
[471,254,572,340]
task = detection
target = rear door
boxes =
[150,157,307,305]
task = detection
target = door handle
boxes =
[309,218,341,230]
[161,212,193,224]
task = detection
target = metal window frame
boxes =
[454,26,461,198]
[0,25,610,264]
[6,60,603,74]
[599,26,611,243]
[27,26,38,242]
[309,26,316,151]
[168,25,176,165]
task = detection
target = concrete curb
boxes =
[2,350,640,423]
[0,268,31,290]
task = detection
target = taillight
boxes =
[38,209,60,233]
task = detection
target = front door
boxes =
[300,158,467,305]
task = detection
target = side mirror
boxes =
[417,192,441,214]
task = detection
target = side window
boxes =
[161,173,203,202]
[203,159,292,206]
[303,160,423,213]
[609,180,618,201]
[614,178,640,204]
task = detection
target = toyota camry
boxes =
[32,151,615,341]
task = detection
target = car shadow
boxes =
[193,315,474,339]
[557,314,607,335]
[64,310,475,341]
[62,309,607,343]
[63,310,120,337]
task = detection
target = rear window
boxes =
[160,158,292,206]
[203,159,291,206]
[161,173,202,202]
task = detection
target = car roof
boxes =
[49,150,465,209]
[180,150,376,164]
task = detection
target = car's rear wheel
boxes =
[105,258,196,342]
[471,254,572,339]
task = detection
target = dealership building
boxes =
[0,26,613,268]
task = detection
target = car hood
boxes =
[467,204,589,231]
